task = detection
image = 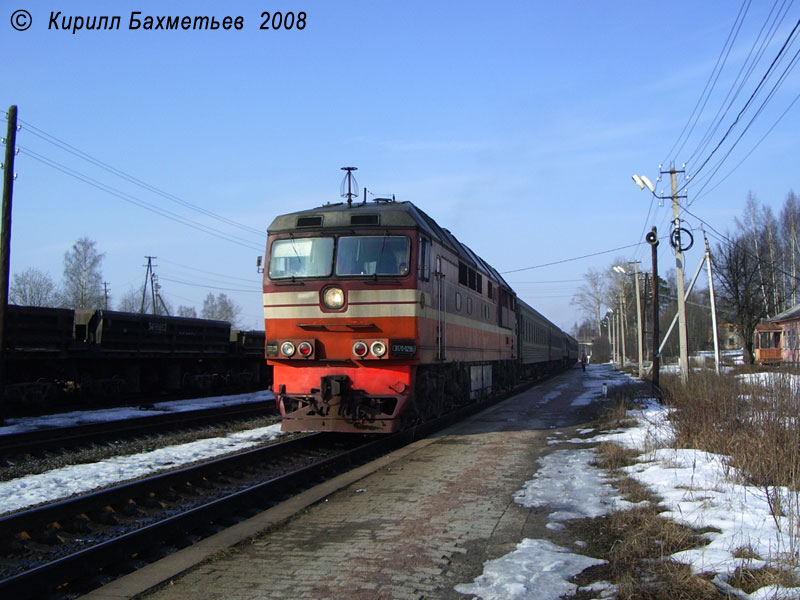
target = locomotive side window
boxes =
[269,237,334,279]
[418,238,430,281]
[335,236,410,276]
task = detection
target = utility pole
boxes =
[610,309,616,366]
[150,272,158,315]
[0,105,18,424]
[141,256,157,313]
[103,282,110,310]
[666,166,689,385]
[632,261,644,379]
[704,232,721,375]
[618,293,625,369]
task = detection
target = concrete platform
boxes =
[83,364,618,600]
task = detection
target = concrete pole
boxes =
[610,310,616,366]
[705,234,721,375]
[633,261,644,379]
[618,293,625,369]
[617,308,625,371]
[613,310,617,367]
[651,227,660,389]
[669,166,690,384]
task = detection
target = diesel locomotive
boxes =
[262,196,577,434]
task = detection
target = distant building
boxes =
[754,304,800,365]
[717,320,742,351]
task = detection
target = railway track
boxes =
[0,430,404,599]
[0,400,275,458]
[0,380,532,599]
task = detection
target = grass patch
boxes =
[728,565,800,593]
[567,505,709,567]
[565,505,728,598]
[615,562,722,600]
[591,441,640,470]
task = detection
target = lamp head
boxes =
[632,174,656,193]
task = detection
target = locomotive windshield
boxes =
[268,237,334,279]
[335,236,410,276]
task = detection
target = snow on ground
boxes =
[5,365,800,598]
[457,363,800,600]
[0,389,274,436]
[0,423,285,515]
[0,390,281,515]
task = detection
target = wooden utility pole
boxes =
[1,106,18,423]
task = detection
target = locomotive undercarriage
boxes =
[278,376,401,433]
[278,359,526,433]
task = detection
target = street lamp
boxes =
[607,308,616,366]
[633,169,689,385]
[612,266,626,370]
[614,264,645,380]
[632,174,655,193]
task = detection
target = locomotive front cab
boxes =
[263,203,427,433]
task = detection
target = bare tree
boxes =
[779,191,800,309]
[9,267,59,307]
[177,305,198,318]
[570,268,607,336]
[61,237,105,310]
[116,287,144,312]
[201,292,240,325]
[713,233,768,364]
[116,285,173,315]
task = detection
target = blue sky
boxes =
[2,1,799,330]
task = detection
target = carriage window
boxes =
[269,237,334,279]
[335,236,410,276]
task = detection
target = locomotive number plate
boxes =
[390,340,416,357]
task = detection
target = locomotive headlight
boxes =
[280,341,296,357]
[322,286,345,310]
[352,341,369,358]
[297,341,313,357]
[370,340,387,357]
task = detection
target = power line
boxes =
[691,86,800,202]
[685,0,791,167]
[690,43,800,199]
[158,257,261,285]
[500,241,644,274]
[690,16,800,181]
[158,276,261,293]
[663,0,753,165]
[19,147,264,252]
[16,117,266,239]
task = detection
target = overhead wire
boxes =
[690,86,800,201]
[635,4,800,285]
[19,147,264,252]
[662,0,753,166]
[15,117,266,239]
[690,40,800,199]
[685,0,791,167]
[689,15,800,182]
[158,257,261,285]
[500,241,645,274]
